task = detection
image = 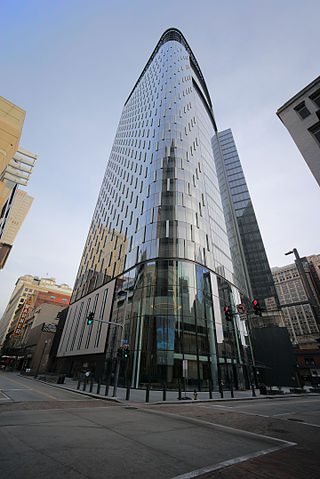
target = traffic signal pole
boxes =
[86,313,124,397]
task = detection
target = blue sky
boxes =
[0,0,319,316]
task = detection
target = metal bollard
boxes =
[178,383,182,400]
[219,383,224,398]
[77,378,81,390]
[105,381,109,396]
[162,384,167,402]
[230,383,234,398]
[90,379,93,393]
[251,383,256,397]
[97,380,101,395]
[83,378,87,391]
[193,389,198,400]
[145,384,150,403]
[126,384,130,401]
[209,380,213,399]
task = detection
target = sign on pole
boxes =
[236,303,246,315]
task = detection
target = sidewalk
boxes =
[45,376,308,404]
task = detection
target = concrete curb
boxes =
[36,380,320,405]
[19,374,320,405]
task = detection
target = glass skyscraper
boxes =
[57,29,251,391]
[212,129,279,311]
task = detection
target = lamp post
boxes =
[285,248,320,324]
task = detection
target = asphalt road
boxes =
[149,395,320,478]
[0,372,294,479]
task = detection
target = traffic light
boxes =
[87,312,94,325]
[117,347,130,359]
[252,300,262,316]
[224,306,232,321]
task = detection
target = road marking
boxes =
[0,390,11,400]
[169,443,295,479]
[143,409,296,479]
[213,398,320,409]
[0,375,57,400]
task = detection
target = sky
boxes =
[0,0,319,316]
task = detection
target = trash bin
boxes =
[57,375,65,384]
[259,384,267,395]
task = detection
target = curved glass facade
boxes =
[106,259,248,389]
[59,29,252,390]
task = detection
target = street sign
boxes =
[239,314,247,321]
[237,303,246,315]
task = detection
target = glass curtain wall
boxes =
[105,259,248,390]
[62,29,251,390]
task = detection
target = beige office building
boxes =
[277,76,320,186]
[272,263,319,345]
[0,96,37,268]
[0,275,72,349]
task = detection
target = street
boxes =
[0,372,299,479]
[149,396,320,478]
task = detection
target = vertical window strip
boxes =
[64,306,77,352]
[70,303,84,351]
[77,298,91,350]
[85,294,99,349]
[94,289,108,348]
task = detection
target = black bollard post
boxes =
[230,382,234,398]
[90,378,93,392]
[146,384,150,403]
[251,383,256,397]
[219,382,224,398]
[97,380,101,395]
[163,384,167,402]
[209,380,213,399]
[126,384,130,401]
[83,378,87,391]
[105,381,110,396]
[77,378,81,390]
[178,382,182,400]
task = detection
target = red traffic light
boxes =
[252,300,258,306]
[224,306,229,312]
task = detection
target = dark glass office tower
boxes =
[57,30,252,391]
[212,129,279,310]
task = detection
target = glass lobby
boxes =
[106,259,249,391]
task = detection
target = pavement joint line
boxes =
[196,405,270,418]
[139,407,297,447]
[286,420,320,428]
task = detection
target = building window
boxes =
[309,89,320,108]
[294,102,310,119]
[308,122,320,145]
[304,357,316,368]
